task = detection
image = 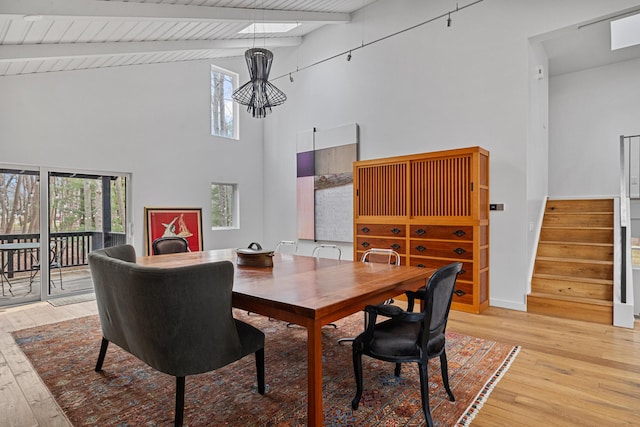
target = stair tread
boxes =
[528,291,612,306]
[536,256,613,265]
[544,211,613,214]
[541,226,613,230]
[532,273,613,285]
[538,241,613,247]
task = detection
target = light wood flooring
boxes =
[1,301,639,426]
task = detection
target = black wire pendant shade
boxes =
[232,48,287,118]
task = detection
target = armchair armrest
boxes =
[405,287,427,312]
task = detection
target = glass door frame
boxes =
[42,166,132,301]
[0,163,132,306]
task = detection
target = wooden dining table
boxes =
[137,248,435,427]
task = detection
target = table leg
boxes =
[307,321,323,427]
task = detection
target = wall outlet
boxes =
[490,203,505,211]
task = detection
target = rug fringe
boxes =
[456,345,521,426]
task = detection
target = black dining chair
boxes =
[152,236,189,255]
[350,262,463,427]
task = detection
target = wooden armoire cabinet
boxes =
[353,146,489,313]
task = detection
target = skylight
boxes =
[611,13,640,50]
[239,23,300,34]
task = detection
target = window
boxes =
[632,237,640,267]
[211,66,238,139]
[211,183,238,229]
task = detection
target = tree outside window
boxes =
[211,66,238,139]
[211,183,237,229]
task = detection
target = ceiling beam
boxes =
[0,0,350,24]
[0,37,301,62]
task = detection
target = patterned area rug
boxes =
[13,310,519,426]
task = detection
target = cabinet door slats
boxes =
[410,155,471,217]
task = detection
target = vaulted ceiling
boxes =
[3,1,640,79]
[0,0,375,77]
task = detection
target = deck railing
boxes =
[0,231,126,278]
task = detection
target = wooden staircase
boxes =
[528,199,614,324]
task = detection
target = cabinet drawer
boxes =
[452,281,473,305]
[356,223,406,237]
[410,225,473,241]
[410,258,473,282]
[356,237,405,253]
[409,241,473,260]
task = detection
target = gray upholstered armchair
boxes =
[88,244,265,427]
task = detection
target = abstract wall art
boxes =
[296,123,359,242]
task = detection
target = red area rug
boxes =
[12,310,519,426]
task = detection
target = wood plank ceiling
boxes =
[0,0,374,76]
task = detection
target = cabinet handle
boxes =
[416,264,426,268]
[391,227,401,234]
[361,241,370,248]
[454,289,467,297]
[453,229,466,237]
[391,243,401,251]
[416,245,426,252]
[361,227,370,233]
[415,228,426,236]
[454,247,466,255]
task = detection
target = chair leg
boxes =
[351,349,363,410]
[255,348,265,395]
[418,362,434,427]
[175,376,185,427]
[94,338,109,371]
[394,362,402,377]
[440,352,455,401]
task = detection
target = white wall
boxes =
[2,0,640,311]
[262,0,640,310]
[0,58,266,254]
[549,58,640,197]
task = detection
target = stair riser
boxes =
[534,260,612,280]
[527,295,612,324]
[545,199,613,213]
[542,214,612,227]
[531,277,612,300]
[536,243,613,261]
[540,228,613,244]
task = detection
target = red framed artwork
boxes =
[144,207,203,255]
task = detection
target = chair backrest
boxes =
[312,244,342,260]
[88,244,245,377]
[152,236,189,255]
[274,240,297,254]
[49,238,68,266]
[420,262,462,345]
[361,248,400,265]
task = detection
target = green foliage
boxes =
[211,183,234,228]
[1,172,127,235]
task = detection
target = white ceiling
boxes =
[2,1,640,78]
[541,7,640,77]
[0,0,375,77]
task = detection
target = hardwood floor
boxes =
[1,301,639,426]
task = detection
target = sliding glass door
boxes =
[0,167,130,306]
[0,168,41,304]
[47,172,128,298]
